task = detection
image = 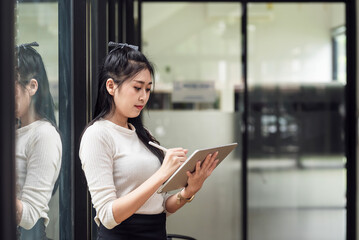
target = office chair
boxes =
[167,234,196,240]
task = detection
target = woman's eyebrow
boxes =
[133,80,152,85]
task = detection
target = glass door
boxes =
[141,2,243,240]
[14,0,88,239]
[15,1,61,239]
[247,3,346,240]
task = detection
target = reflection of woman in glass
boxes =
[15,42,62,240]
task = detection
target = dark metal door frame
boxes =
[0,0,16,239]
[59,0,90,239]
[345,1,357,239]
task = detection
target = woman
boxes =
[15,42,62,240]
[79,42,219,239]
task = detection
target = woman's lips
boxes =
[135,105,144,110]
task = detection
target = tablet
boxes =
[157,142,238,193]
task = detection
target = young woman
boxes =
[79,42,219,239]
[15,42,62,239]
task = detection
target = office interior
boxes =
[0,0,358,240]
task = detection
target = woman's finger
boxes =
[196,160,202,171]
[200,154,212,169]
[202,152,218,170]
[177,156,186,163]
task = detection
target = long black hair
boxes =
[91,42,164,162]
[15,42,57,127]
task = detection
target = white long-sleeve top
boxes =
[16,119,62,230]
[79,119,168,230]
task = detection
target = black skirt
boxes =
[97,213,167,240]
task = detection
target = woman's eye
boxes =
[134,87,141,91]
[146,88,151,92]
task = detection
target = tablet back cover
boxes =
[158,143,238,193]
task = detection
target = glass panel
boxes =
[15,1,61,239]
[247,3,346,240]
[142,2,242,240]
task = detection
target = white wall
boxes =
[143,111,241,240]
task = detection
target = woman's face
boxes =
[15,82,31,119]
[14,78,38,120]
[108,69,152,126]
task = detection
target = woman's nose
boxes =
[139,89,147,101]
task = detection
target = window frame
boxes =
[0,0,16,238]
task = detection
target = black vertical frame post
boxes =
[59,0,89,239]
[241,2,248,240]
[118,0,126,42]
[118,0,124,41]
[132,0,142,47]
[125,0,135,44]
[118,0,136,44]
[90,1,108,238]
[0,0,16,239]
[73,0,90,238]
[135,0,142,48]
[109,0,117,42]
[59,0,73,238]
[346,0,357,239]
[91,0,107,115]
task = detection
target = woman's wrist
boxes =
[176,188,195,205]
[181,187,196,199]
[16,199,23,224]
[154,168,170,184]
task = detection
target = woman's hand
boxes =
[164,151,219,213]
[158,148,188,181]
[16,199,23,224]
[181,151,219,198]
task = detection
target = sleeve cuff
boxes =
[162,192,173,217]
[97,201,119,230]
